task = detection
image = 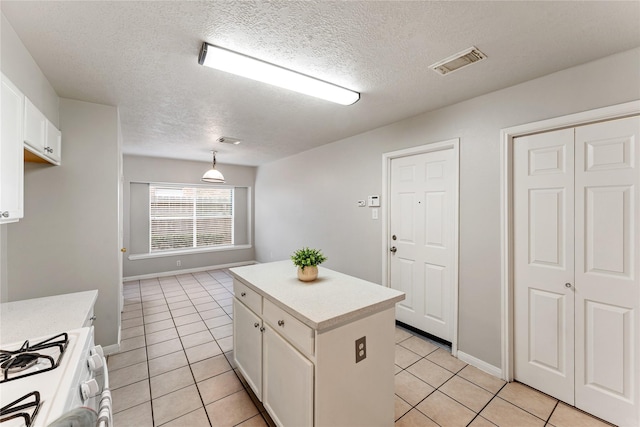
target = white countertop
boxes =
[0,290,98,344]
[230,261,405,331]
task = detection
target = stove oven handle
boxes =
[91,346,112,427]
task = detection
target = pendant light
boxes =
[201,151,225,183]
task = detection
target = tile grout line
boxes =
[140,270,263,427]
[395,329,498,426]
[176,274,214,427]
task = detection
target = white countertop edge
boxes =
[230,265,405,332]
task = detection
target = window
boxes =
[150,185,233,252]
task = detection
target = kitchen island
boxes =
[230,261,405,427]
[0,290,98,344]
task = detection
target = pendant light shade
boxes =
[202,151,225,183]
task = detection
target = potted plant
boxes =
[291,247,327,282]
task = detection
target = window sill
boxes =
[128,244,252,261]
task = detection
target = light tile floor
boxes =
[112,269,613,427]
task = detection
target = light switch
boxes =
[368,195,380,207]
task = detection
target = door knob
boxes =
[121,248,127,253]
[565,283,572,288]
[390,246,397,253]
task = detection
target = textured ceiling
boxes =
[2,1,639,166]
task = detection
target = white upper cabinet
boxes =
[24,96,61,165]
[24,97,46,152]
[0,74,25,223]
[45,120,62,164]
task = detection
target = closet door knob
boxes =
[565,283,572,288]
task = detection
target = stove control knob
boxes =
[80,379,100,400]
[90,345,104,357]
[88,354,104,372]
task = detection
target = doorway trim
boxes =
[499,100,640,381]
[382,138,460,355]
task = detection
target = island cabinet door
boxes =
[233,299,263,400]
[263,324,314,427]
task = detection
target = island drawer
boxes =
[234,279,262,315]
[263,299,314,356]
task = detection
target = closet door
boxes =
[574,116,639,426]
[514,128,576,404]
[515,116,640,426]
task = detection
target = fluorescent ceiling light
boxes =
[198,42,360,106]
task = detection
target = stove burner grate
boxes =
[0,353,42,373]
[0,391,42,427]
[0,332,69,383]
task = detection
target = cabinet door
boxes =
[0,74,25,223]
[45,120,61,164]
[24,97,46,152]
[233,299,263,400]
[263,324,313,427]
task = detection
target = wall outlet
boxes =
[355,336,366,363]
[176,260,181,267]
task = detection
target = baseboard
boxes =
[102,343,121,356]
[123,260,258,282]
[456,350,503,379]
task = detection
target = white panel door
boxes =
[574,116,639,426]
[390,148,456,341]
[514,128,576,404]
[514,116,639,426]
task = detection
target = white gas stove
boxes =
[0,327,111,427]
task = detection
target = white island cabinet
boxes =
[230,261,405,427]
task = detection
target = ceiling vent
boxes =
[217,136,241,145]
[430,47,487,76]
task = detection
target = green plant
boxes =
[291,247,327,270]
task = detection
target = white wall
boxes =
[0,12,60,303]
[255,47,640,368]
[0,13,59,126]
[123,155,256,277]
[7,99,121,347]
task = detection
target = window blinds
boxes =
[150,185,233,251]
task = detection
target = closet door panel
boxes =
[514,128,575,404]
[574,116,639,427]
